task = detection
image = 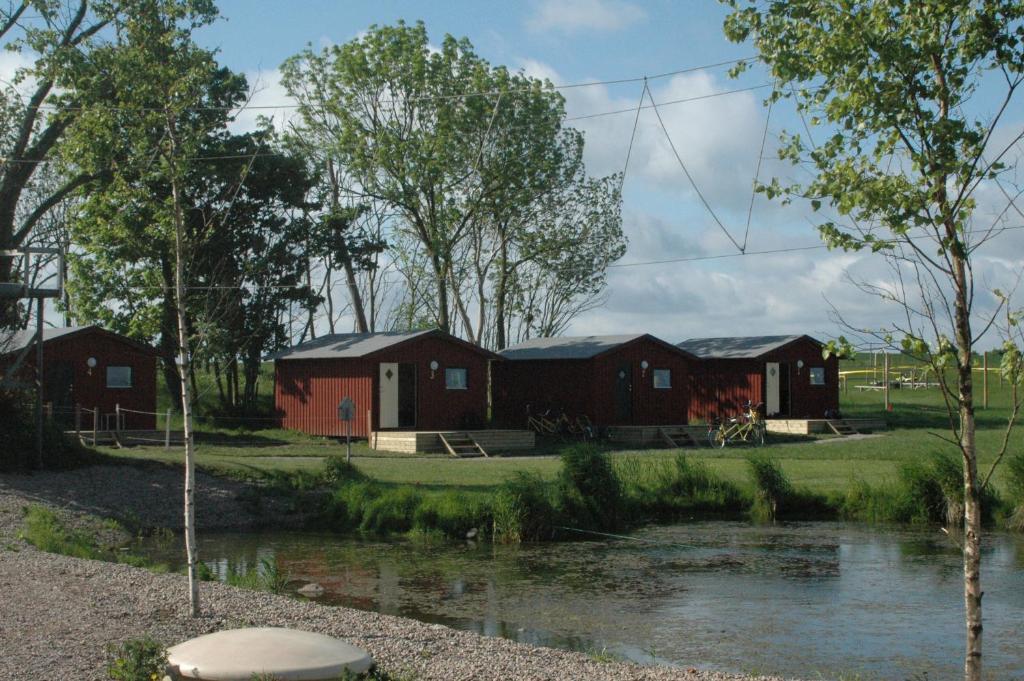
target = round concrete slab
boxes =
[167,627,372,680]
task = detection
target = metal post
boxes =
[983,352,989,410]
[93,406,98,445]
[34,296,43,468]
[115,403,121,434]
[74,403,81,441]
[165,408,172,449]
[883,352,890,412]
[346,417,352,463]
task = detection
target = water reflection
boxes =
[139,522,1024,680]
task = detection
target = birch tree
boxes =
[722,2,1024,678]
[69,0,232,617]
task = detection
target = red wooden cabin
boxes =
[271,329,500,437]
[679,335,839,421]
[1,325,159,429]
[492,334,696,427]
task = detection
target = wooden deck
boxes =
[765,418,887,435]
[605,425,707,447]
[369,429,535,455]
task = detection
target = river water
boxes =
[140,522,1024,680]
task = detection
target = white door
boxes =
[765,362,781,416]
[379,363,399,429]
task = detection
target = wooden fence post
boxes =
[115,403,121,433]
[165,408,172,449]
[983,352,989,410]
[367,409,373,449]
[74,404,81,441]
[883,352,890,411]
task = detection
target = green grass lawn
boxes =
[103,358,1019,497]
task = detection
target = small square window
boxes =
[445,367,468,390]
[106,366,133,388]
[652,369,672,389]
[809,367,825,386]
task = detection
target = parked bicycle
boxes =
[707,401,766,448]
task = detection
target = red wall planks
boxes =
[687,338,839,421]
[274,334,493,437]
[492,336,693,427]
[8,329,159,429]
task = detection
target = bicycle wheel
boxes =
[714,429,727,448]
[755,424,765,447]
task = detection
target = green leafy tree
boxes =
[722,2,1024,678]
[0,0,117,327]
[67,0,231,617]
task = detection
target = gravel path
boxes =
[0,465,793,681]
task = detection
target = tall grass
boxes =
[555,444,624,532]
[225,557,289,594]
[492,472,555,543]
[615,453,744,518]
[1004,452,1024,531]
[20,505,167,569]
[841,452,1000,526]
[747,454,792,522]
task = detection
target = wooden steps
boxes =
[827,419,860,437]
[438,432,488,458]
[658,426,699,448]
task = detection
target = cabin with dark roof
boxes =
[271,329,500,438]
[678,335,839,421]
[493,334,697,428]
[1,325,159,429]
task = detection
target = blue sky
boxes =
[171,2,1024,347]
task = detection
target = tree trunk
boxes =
[159,256,183,409]
[953,250,982,681]
[167,116,200,619]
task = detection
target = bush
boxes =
[106,637,167,681]
[322,455,367,486]
[492,472,556,543]
[555,444,623,532]
[747,453,791,522]
[1006,452,1024,531]
[841,453,1000,526]
[0,390,92,471]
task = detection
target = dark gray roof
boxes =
[267,330,438,360]
[499,334,649,361]
[3,325,96,353]
[677,335,819,359]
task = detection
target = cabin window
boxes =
[653,369,672,389]
[445,367,468,390]
[809,367,825,386]
[106,366,133,388]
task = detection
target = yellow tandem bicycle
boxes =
[707,400,766,448]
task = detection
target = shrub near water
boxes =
[747,454,792,522]
[555,444,624,532]
[492,472,555,543]
[616,453,744,518]
[842,452,1000,526]
[106,637,167,681]
[1006,452,1024,531]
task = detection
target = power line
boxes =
[608,224,1024,270]
[644,82,745,253]
[10,56,757,114]
[0,82,773,167]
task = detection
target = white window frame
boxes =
[652,368,672,389]
[106,366,133,389]
[445,367,468,390]
[809,367,826,386]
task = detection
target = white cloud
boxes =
[526,0,646,34]
[230,68,297,135]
